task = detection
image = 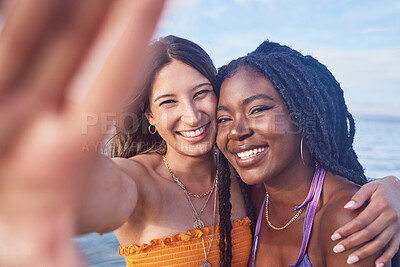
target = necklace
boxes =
[200,182,217,267]
[162,155,218,198]
[162,155,217,266]
[265,192,305,231]
[162,155,218,228]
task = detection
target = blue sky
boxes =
[154,0,400,119]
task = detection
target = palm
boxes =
[0,0,165,265]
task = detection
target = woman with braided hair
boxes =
[216,40,399,266]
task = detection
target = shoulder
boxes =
[316,173,381,266]
[111,153,160,179]
[319,173,360,232]
[111,153,163,210]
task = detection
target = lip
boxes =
[177,123,210,143]
[230,145,268,168]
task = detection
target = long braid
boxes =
[217,150,232,267]
[233,168,256,235]
[217,40,367,186]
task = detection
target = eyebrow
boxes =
[217,93,274,112]
[153,83,212,103]
[242,94,274,105]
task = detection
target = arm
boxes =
[323,195,387,267]
[0,0,165,265]
[76,156,138,235]
[331,176,400,266]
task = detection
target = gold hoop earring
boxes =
[148,124,157,134]
[300,137,306,166]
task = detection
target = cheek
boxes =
[202,95,218,116]
[254,113,295,135]
[152,110,178,133]
[216,128,228,152]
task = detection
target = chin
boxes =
[235,168,265,185]
[179,143,214,157]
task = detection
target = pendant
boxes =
[201,261,211,267]
[193,218,205,229]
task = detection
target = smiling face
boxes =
[216,67,302,185]
[146,59,217,157]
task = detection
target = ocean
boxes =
[75,116,400,266]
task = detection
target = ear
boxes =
[145,109,156,126]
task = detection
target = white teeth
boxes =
[237,147,265,159]
[180,125,206,137]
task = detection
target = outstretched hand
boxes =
[331,176,400,266]
[0,0,165,266]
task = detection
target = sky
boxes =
[154,0,400,119]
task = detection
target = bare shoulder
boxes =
[319,173,360,231]
[111,153,160,181]
[317,173,382,266]
[111,153,163,212]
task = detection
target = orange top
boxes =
[118,217,252,267]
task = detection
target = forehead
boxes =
[151,59,210,97]
[218,68,278,104]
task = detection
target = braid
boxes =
[217,40,367,186]
[234,168,256,235]
[217,150,256,266]
[217,150,232,267]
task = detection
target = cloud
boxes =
[358,27,391,34]
[233,0,274,5]
[202,6,228,19]
[233,0,248,4]
[313,48,400,117]
[157,0,201,31]
[206,33,266,66]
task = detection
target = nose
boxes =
[181,102,201,126]
[228,115,253,141]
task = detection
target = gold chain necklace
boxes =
[162,155,218,198]
[162,155,217,267]
[200,183,217,267]
[265,192,305,231]
[162,155,218,228]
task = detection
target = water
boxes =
[76,232,123,267]
[353,117,400,178]
[76,117,400,266]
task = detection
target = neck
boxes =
[163,149,216,186]
[263,160,315,209]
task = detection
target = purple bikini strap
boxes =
[248,194,267,267]
[248,165,326,267]
[291,164,326,267]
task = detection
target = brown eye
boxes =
[159,100,175,106]
[194,90,210,98]
[250,106,273,115]
[217,117,231,124]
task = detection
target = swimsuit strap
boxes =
[248,165,326,267]
[291,164,326,267]
[248,194,267,267]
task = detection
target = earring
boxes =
[300,137,306,166]
[148,124,157,134]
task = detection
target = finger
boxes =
[0,0,113,158]
[21,0,113,110]
[0,0,58,94]
[375,232,400,267]
[73,0,166,142]
[344,183,378,211]
[334,214,396,254]
[0,89,41,159]
[332,201,380,240]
